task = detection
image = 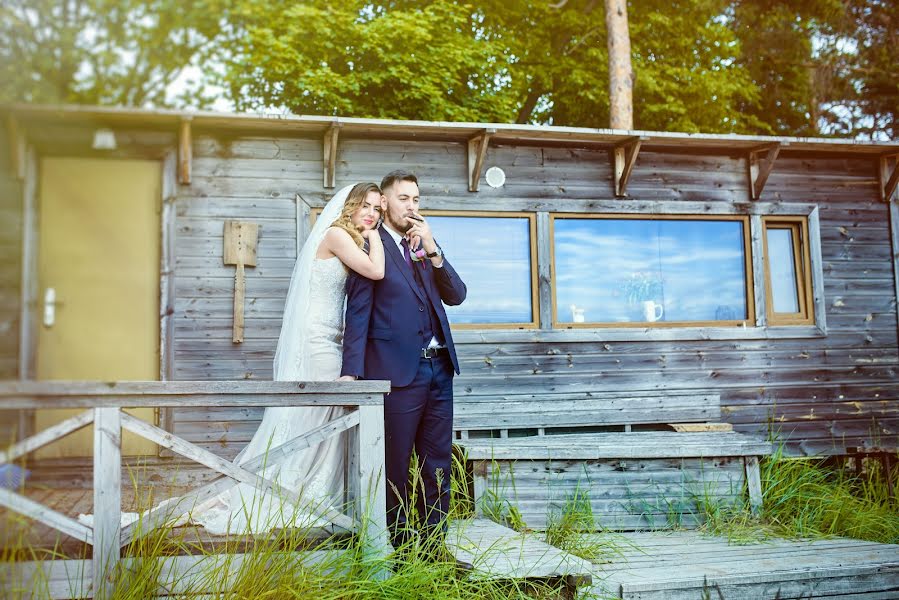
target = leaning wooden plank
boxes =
[0,488,93,544]
[119,412,355,533]
[447,518,593,582]
[121,410,361,544]
[92,407,121,600]
[0,410,93,463]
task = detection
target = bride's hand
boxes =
[337,375,357,381]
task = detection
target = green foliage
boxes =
[478,460,528,532]
[2,1,893,138]
[822,0,898,139]
[544,486,608,561]
[219,0,518,121]
[0,0,227,106]
[697,447,899,544]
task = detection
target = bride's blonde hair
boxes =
[330,182,382,248]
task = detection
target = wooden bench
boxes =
[453,391,773,531]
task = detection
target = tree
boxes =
[0,0,227,106]
[728,0,849,136]
[604,0,634,129]
[219,0,761,133]
[217,0,519,122]
[820,0,897,139]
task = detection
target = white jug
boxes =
[642,300,663,322]
[570,304,585,323]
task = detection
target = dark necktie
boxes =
[400,238,413,268]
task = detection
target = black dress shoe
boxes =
[453,556,474,573]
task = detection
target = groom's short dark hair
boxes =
[381,170,418,193]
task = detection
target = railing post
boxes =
[93,407,121,599]
[355,403,389,574]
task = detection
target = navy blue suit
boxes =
[341,226,466,545]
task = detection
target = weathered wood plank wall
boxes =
[0,121,23,443]
[168,131,898,459]
[2,123,895,458]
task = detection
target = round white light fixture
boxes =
[485,166,506,188]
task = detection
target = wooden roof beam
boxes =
[611,136,645,197]
[178,117,192,185]
[6,115,25,180]
[747,142,783,200]
[467,128,495,192]
[323,123,341,189]
[880,153,899,202]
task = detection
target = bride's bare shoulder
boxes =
[323,226,351,240]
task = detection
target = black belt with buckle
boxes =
[420,346,448,359]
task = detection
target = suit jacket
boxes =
[341,227,467,387]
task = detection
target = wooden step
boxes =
[588,531,899,599]
[459,431,774,459]
[446,517,593,586]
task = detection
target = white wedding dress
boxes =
[80,186,357,535]
[187,255,350,534]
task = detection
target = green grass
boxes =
[2,457,581,600]
[544,485,620,562]
[696,447,899,544]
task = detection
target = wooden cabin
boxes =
[0,103,897,488]
[2,104,899,598]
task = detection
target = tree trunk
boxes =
[604,0,633,130]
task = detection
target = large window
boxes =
[304,201,820,336]
[551,215,754,327]
[763,216,814,325]
[426,212,538,328]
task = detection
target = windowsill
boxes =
[453,325,826,344]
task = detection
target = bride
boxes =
[191,182,386,534]
[81,183,385,534]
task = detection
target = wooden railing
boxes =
[0,380,390,598]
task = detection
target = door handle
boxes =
[43,287,56,327]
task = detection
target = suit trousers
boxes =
[384,352,454,548]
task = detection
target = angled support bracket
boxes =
[323,123,341,189]
[6,115,26,181]
[178,117,193,185]
[747,142,783,200]
[611,136,644,197]
[467,128,495,192]
[880,152,899,203]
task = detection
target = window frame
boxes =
[422,210,540,330]
[301,196,827,343]
[549,213,756,329]
[762,216,815,326]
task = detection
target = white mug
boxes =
[570,304,585,323]
[642,300,663,322]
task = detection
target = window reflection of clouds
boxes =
[555,219,748,324]
[767,228,800,313]
[429,216,533,324]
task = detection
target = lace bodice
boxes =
[307,257,348,334]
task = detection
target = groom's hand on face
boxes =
[405,215,436,253]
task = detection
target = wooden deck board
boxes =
[587,531,899,599]
[446,517,593,582]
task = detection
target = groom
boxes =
[340,170,467,549]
